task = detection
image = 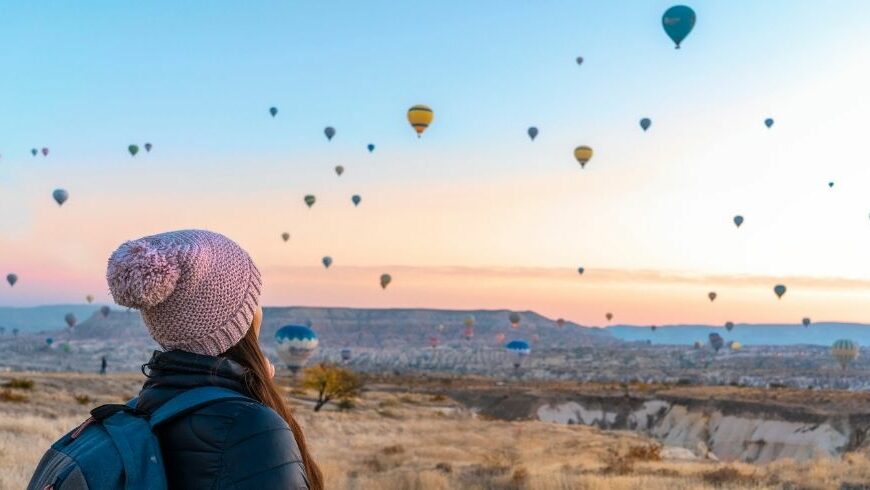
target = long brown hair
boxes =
[224,327,324,490]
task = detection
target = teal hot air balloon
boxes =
[52,189,69,206]
[828,182,834,188]
[269,107,278,117]
[640,118,651,131]
[322,256,333,269]
[100,305,111,317]
[505,339,531,370]
[46,337,54,346]
[662,5,696,49]
[352,195,361,207]
[304,195,316,208]
[725,321,734,332]
[324,126,336,141]
[774,284,787,299]
[64,313,77,328]
[528,127,538,141]
[128,144,139,157]
[275,325,319,374]
[367,143,375,153]
[709,332,724,352]
[733,215,744,228]
[765,118,774,128]
[31,148,37,156]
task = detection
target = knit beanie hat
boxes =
[106,229,262,356]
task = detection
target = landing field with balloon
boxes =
[4,2,870,489]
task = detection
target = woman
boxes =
[106,229,322,489]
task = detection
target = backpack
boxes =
[27,386,251,490]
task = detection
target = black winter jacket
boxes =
[137,350,310,489]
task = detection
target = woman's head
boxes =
[106,229,261,355]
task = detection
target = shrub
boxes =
[382,444,405,455]
[0,389,27,403]
[702,467,760,486]
[435,462,452,473]
[511,466,529,484]
[430,394,447,402]
[627,444,662,462]
[2,378,34,390]
[74,395,93,405]
[336,398,355,411]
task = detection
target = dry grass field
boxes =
[2,372,870,489]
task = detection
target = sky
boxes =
[2,1,870,326]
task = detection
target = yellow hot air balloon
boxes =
[574,146,593,168]
[407,105,433,137]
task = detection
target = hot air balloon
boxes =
[46,337,54,346]
[662,5,696,49]
[41,147,49,157]
[128,145,139,157]
[708,292,717,302]
[577,267,585,275]
[429,336,440,349]
[340,348,352,363]
[606,313,613,322]
[100,306,110,317]
[85,295,94,304]
[64,313,77,328]
[828,182,834,188]
[335,165,344,176]
[802,317,811,327]
[651,325,657,332]
[464,316,475,329]
[322,256,333,269]
[380,273,392,289]
[324,126,336,141]
[509,312,521,329]
[709,332,724,352]
[6,274,17,287]
[304,195,316,208]
[832,339,858,370]
[734,215,744,228]
[367,144,375,153]
[407,105,433,137]
[61,343,72,353]
[269,107,278,118]
[281,232,290,242]
[693,341,703,349]
[725,321,734,332]
[640,118,651,131]
[574,146,593,168]
[463,325,474,340]
[575,56,584,65]
[528,127,538,141]
[729,341,742,351]
[144,143,152,152]
[774,284,787,299]
[275,325,319,374]
[505,339,531,370]
[556,318,565,328]
[31,148,37,156]
[53,189,69,206]
[764,118,774,128]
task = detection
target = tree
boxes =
[301,363,363,412]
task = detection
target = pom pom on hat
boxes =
[107,239,180,309]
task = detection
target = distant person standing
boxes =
[100,356,107,375]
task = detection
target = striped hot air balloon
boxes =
[407,105,433,137]
[275,325,319,374]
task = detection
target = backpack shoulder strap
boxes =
[148,386,252,429]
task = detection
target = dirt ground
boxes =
[2,372,870,489]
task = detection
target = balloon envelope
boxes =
[832,339,859,370]
[367,144,375,153]
[281,232,290,242]
[505,339,531,368]
[6,274,17,287]
[527,127,538,141]
[640,118,651,131]
[765,118,774,128]
[577,267,585,275]
[662,5,696,49]
[352,195,361,207]
[574,146,593,168]
[380,273,392,289]
[144,143,153,152]
[335,165,344,176]
[128,145,139,156]
[304,195,316,208]
[324,126,336,141]
[509,312,521,327]
[725,321,734,332]
[709,332,724,352]
[269,107,278,117]
[52,189,69,206]
[734,215,744,228]
[31,148,37,156]
[802,317,811,327]
[322,256,333,269]
[41,147,49,156]
[575,56,584,65]
[407,105,433,137]
[85,295,94,304]
[774,284,787,298]
[64,313,77,328]
[606,313,613,321]
[100,306,110,317]
[275,325,319,372]
[340,348,352,362]
[708,292,717,302]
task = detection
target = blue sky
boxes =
[3,2,870,324]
